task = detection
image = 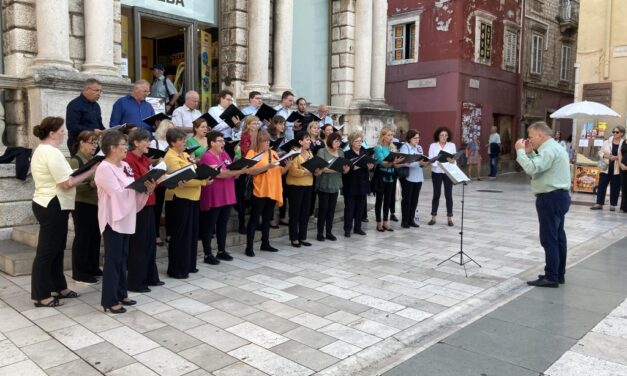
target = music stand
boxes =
[437,163,482,276]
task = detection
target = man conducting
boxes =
[515,121,571,288]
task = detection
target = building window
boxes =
[387,10,421,65]
[392,23,416,61]
[560,44,571,81]
[473,11,496,65]
[530,33,544,74]
[503,30,518,71]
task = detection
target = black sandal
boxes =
[57,290,81,299]
[34,297,62,307]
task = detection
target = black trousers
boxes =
[71,202,101,280]
[390,184,396,215]
[234,175,247,230]
[101,226,129,307]
[596,172,621,206]
[31,197,69,301]
[200,205,232,256]
[400,179,422,225]
[287,185,313,241]
[154,186,166,239]
[167,196,199,278]
[375,182,395,222]
[344,195,366,232]
[128,206,159,290]
[431,172,453,217]
[279,175,288,219]
[317,191,338,235]
[621,171,627,211]
[247,196,276,249]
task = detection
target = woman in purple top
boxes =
[199,131,248,264]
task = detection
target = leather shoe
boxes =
[121,299,137,306]
[317,234,325,241]
[245,248,255,257]
[538,274,565,284]
[128,287,150,293]
[300,241,312,247]
[401,223,410,229]
[428,219,436,225]
[261,244,279,252]
[354,229,366,235]
[149,281,165,286]
[344,231,351,238]
[390,214,399,222]
[216,251,233,261]
[325,233,337,241]
[291,241,301,248]
[409,222,420,228]
[526,277,559,288]
[204,254,220,265]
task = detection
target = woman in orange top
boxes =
[244,130,294,257]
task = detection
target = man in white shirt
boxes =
[315,104,334,128]
[208,90,240,139]
[274,90,300,141]
[488,125,501,178]
[171,91,201,134]
[149,64,179,114]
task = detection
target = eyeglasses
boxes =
[612,131,623,134]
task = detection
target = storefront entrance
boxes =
[120,4,218,112]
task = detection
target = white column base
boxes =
[81,63,119,75]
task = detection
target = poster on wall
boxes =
[200,31,212,113]
[573,165,600,193]
[461,102,482,144]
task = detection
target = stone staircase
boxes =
[1,196,355,276]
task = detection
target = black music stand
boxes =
[437,164,481,277]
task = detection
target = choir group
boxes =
[29,86,460,314]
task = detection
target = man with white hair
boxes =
[315,104,334,128]
[515,121,571,288]
[171,91,201,134]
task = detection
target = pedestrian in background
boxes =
[590,126,625,211]
[488,125,501,179]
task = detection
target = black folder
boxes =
[195,163,220,180]
[351,154,377,169]
[145,147,166,159]
[383,152,408,163]
[109,123,138,134]
[219,104,245,128]
[125,168,167,193]
[255,104,277,123]
[227,158,259,171]
[70,155,105,177]
[327,157,350,172]
[286,112,305,123]
[159,164,196,189]
[430,150,464,163]
[279,138,299,153]
[270,137,285,151]
[361,146,375,156]
[301,156,329,173]
[224,140,240,157]
[194,113,219,128]
[142,113,171,129]
[184,145,201,155]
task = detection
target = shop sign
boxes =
[121,0,216,24]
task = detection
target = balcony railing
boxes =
[559,0,579,26]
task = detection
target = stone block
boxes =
[338,81,354,95]
[337,11,355,27]
[3,52,35,77]
[4,2,35,29]
[114,23,122,44]
[339,53,354,68]
[68,0,83,13]
[227,10,248,28]
[0,176,34,202]
[331,55,340,69]
[69,36,85,60]
[4,98,27,125]
[0,201,37,228]
[71,14,84,37]
[233,29,248,46]
[331,82,339,95]
[233,0,247,12]
[340,25,354,40]
[332,39,352,54]
[4,28,37,54]
[332,0,340,13]
[331,67,353,82]
[332,27,340,41]
[113,1,121,21]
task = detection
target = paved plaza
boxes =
[0,173,625,375]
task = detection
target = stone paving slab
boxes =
[0,174,625,375]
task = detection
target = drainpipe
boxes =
[603,0,611,79]
[515,0,526,142]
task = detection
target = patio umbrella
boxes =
[550,100,621,120]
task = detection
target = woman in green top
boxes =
[69,130,102,284]
[185,118,209,160]
[315,133,349,241]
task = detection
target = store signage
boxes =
[613,45,627,57]
[121,0,216,24]
[469,79,480,89]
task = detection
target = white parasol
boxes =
[550,100,620,120]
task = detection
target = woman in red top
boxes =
[123,128,164,293]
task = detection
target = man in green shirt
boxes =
[515,121,571,288]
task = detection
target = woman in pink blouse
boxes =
[199,131,248,264]
[95,130,155,314]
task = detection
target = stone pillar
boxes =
[353,0,373,101]
[82,0,117,74]
[245,0,271,92]
[32,0,74,69]
[370,0,387,101]
[272,0,293,93]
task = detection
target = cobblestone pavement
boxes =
[0,173,625,375]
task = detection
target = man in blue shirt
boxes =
[66,78,105,155]
[110,80,155,132]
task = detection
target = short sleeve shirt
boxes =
[31,144,76,210]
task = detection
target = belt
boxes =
[535,189,568,197]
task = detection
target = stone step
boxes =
[0,175,34,203]
[0,239,51,276]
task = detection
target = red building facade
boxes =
[385,0,523,158]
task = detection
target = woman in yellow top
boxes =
[244,130,293,257]
[286,131,322,247]
[163,128,210,279]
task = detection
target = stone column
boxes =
[32,0,74,69]
[370,0,387,101]
[82,0,118,74]
[245,0,271,92]
[272,0,293,93]
[353,0,373,101]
